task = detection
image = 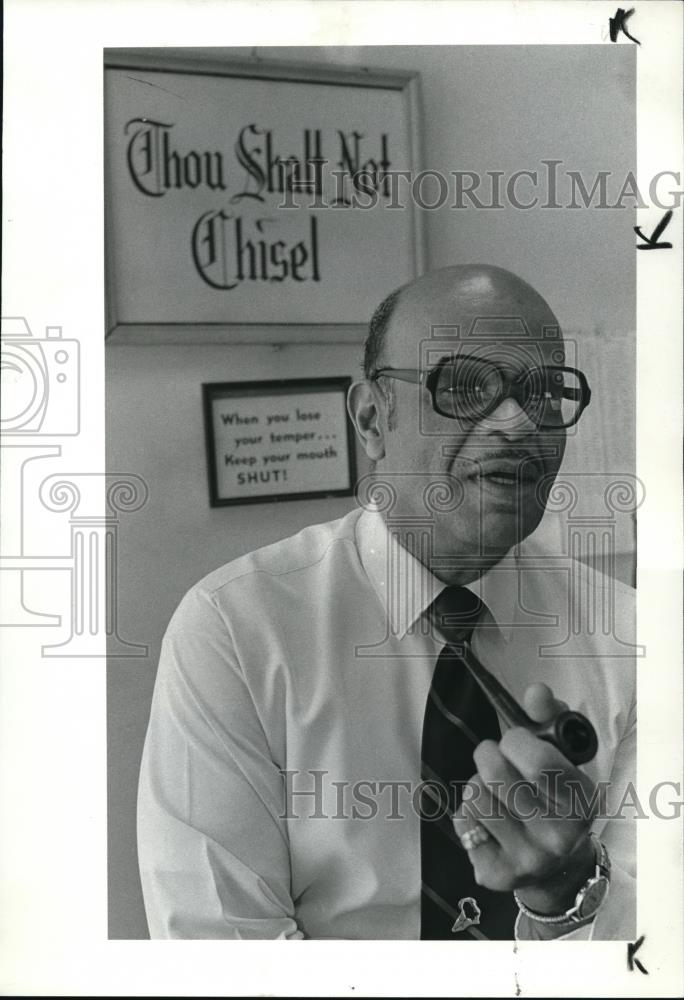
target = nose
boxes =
[479,396,539,440]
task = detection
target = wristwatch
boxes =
[514,833,611,926]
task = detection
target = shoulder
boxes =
[197,506,363,594]
[518,534,635,606]
[166,506,364,634]
[515,534,636,661]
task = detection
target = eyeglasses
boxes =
[370,353,591,429]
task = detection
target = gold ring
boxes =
[458,823,491,851]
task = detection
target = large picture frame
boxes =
[203,376,357,506]
[104,49,424,343]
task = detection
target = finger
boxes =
[499,726,596,814]
[454,785,538,892]
[452,799,510,890]
[523,682,569,725]
[473,739,541,821]
[460,776,531,858]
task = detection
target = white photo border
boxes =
[1,1,682,997]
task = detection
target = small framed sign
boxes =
[203,377,357,506]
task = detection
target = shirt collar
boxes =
[356,506,517,641]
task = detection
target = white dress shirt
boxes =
[137,506,636,940]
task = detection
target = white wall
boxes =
[107,44,635,938]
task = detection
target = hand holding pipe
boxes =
[453,640,598,766]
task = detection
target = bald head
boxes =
[365,264,562,377]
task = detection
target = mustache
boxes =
[443,447,547,478]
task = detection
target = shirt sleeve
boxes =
[515,694,637,942]
[137,586,304,939]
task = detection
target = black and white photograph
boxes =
[2,2,683,996]
[107,40,641,943]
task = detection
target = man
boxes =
[138,264,635,940]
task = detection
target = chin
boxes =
[432,526,514,579]
[491,501,545,547]
[432,501,544,570]
[465,516,542,564]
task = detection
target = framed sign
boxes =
[203,377,357,506]
[104,49,423,341]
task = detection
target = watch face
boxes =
[577,876,610,919]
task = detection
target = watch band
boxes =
[514,833,611,926]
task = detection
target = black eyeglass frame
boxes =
[370,353,592,429]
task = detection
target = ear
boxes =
[347,380,386,461]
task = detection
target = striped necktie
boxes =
[419,585,518,939]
